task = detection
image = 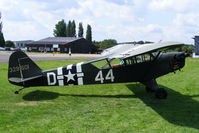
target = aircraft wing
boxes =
[101,42,183,59]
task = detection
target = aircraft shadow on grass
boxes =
[127,84,199,130]
[22,90,137,101]
[23,83,199,130]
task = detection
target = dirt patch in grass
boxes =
[16,102,37,106]
[16,101,54,106]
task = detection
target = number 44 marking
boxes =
[95,69,114,83]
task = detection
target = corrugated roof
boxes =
[29,37,83,45]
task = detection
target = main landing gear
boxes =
[145,87,168,99]
[142,79,168,99]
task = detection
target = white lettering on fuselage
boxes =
[47,72,56,85]
[46,63,84,86]
[95,69,114,83]
[57,67,64,86]
[76,62,84,85]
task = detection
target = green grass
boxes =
[0,58,199,133]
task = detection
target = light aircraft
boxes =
[8,42,187,99]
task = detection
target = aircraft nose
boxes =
[173,52,186,70]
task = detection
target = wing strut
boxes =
[153,51,161,61]
[102,58,114,69]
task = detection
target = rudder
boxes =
[8,51,42,86]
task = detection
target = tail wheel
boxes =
[155,88,167,99]
[14,91,19,94]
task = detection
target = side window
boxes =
[142,54,151,62]
[124,54,153,65]
[91,58,122,69]
[91,59,107,69]
[111,59,123,67]
[136,56,142,63]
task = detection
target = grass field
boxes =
[0,58,199,133]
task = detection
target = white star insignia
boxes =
[64,70,75,82]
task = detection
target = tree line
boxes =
[0,12,15,48]
[0,12,5,47]
[53,19,92,42]
[93,39,117,51]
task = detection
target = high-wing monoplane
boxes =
[8,42,187,99]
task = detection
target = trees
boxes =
[86,24,92,42]
[53,19,66,37]
[187,45,194,53]
[71,20,76,37]
[78,22,83,37]
[5,40,15,48]
[53,19,76,37]
[66,20,72,37]
[0,32,5,47]
[94,39,117,50]
[0,12,5,47]
[174,45,194,53]
[66,20,76,37]
[137,40,144,44]
[53,19,92,39]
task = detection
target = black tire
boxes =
[155,88,167,99]
[14,91,19,94]
[146,87,155,93]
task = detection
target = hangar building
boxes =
[194,36,199,55]
[26,37,95,53]
[193,35,199,58]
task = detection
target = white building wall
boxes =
[13,40,33,48]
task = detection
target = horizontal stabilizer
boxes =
[9,75,43,83]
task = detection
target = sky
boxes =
[0,0,199,44]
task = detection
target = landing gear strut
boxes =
[14,87,26,94]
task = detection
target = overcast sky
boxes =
[0,0,199,44]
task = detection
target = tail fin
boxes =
[8,51,42,85]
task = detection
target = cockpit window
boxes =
[91,59,107,69]
[91,53,155,69]
[91,58,123,69]
[124,53,153,65]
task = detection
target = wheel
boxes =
[14,91,19,94]
[146,87,155,93]
[155,88,167,99]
